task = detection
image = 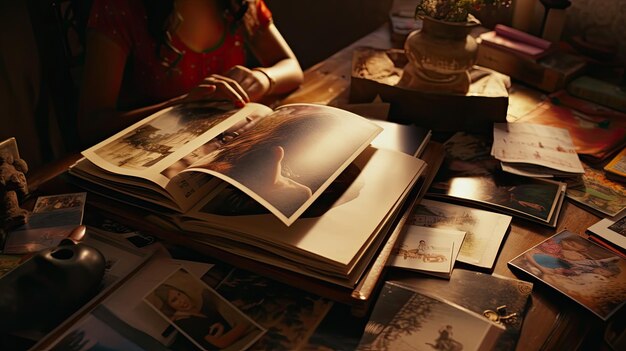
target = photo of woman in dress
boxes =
[145,268,264,350]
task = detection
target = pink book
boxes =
[479,25,553,60]
[495,24,552,50]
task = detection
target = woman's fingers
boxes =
[184,75,249,107]
[224,65,269,101]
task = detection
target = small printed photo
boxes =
[389,226,458,275]
[587,214,626,252]
[2,226,75,254]
[33,193,87,213]
[508,230,626,320]
[357,282,504,351]
[144,267,265,351]
[608,217,626,236]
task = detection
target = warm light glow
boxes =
[448,177,485,200]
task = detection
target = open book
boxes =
[70,102,384,226]
[69,102,428,290]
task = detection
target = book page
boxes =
[492,123,584,174]
[182,148,426,275]
[181,103,383,226]
[77,102,274,211]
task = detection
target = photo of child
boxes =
[509,230,626,320]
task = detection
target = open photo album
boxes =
[68,102,428,290]
[70,102,382,226]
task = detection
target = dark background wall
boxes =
[266,0,394,69]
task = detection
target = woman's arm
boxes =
[225,22,303,102]
[77,31,188,145]
[77,32,250,146]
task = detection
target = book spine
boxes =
[495,24,552,50]
[480,32,545,59]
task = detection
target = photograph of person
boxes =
[144,268,265,351]
[509,231,626,320]
[185,104,380,219]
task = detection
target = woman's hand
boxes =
[182,74,251,107]
[224,65,272,102]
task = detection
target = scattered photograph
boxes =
[428,132,566,226]
[508,230,626,320]
[83,212,157,249]
[587,213,626,252]
[389,226,465,278]
[213,269,334,350]
[144,267,265,351]
[33,193,87,213]
[47,313,150,351]
[566,164,626,217]
[46,305,170,351]
[409,199,511,269]
[3,193,87,254]
[357,281,504,351]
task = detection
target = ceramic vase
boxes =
[401,15,480,94]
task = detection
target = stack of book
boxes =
[477,24,587,92]
[68,101,429,303]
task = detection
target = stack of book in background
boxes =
[477,24,587,93]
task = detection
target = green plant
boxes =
[415,0,512,22]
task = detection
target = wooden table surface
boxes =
[273,23,613,351]
[24,23,617,351]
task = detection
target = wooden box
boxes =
[349,47,509,133]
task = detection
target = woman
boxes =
[79,0,303,145]
[154,284,251,349]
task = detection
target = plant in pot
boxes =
[400,0,511,94]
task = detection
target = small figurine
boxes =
[0,154,30,231]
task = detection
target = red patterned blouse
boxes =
[87,0,272,108]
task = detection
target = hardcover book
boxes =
[70,102,383,226]
[567,76,626,113]
[508,230,626,320]
[68,101,428,291]
[476,44,586,93]
[604,147,626,183]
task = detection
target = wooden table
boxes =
[23,23,617,351]
[273,23,613,351]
